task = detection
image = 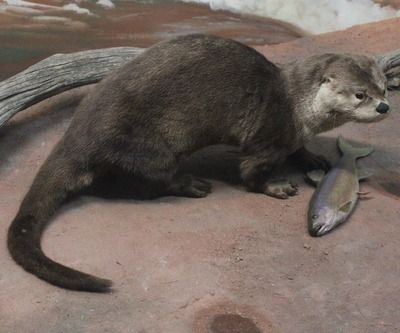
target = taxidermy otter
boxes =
[7,34,390,292]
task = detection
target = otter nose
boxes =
[376,102,390,114]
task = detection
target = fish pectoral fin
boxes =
[305,169,325,187]
[357,191,373,200]
[357,168,374,181]
[338,201,353,214]
[357,191,370,195]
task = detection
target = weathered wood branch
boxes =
[0,47,144,127]
[0,46,399,128]
[377,49,400,90]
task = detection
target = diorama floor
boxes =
[1,17,400,333]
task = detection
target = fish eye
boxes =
[355,92,365,100]
[312,214,319,220]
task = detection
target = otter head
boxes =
[314,54,389,127]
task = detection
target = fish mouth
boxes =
[309,223,334,237]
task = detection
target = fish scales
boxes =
[307,136,373,236]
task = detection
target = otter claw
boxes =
[168,175,212,198]
[263,180,298,199]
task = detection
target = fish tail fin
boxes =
[8,147,112,292]
[337,136,374,159]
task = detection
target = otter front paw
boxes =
[262,180,298,199]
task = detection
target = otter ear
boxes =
[321,74,336,85]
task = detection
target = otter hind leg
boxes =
[104,141,212,199]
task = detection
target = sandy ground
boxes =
[1,16,400,333]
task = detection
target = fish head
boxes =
[308,206,339,237]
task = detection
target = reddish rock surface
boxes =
[1,16,400,333]
[378,0,400,9]
[0,1,304,80]
[256,17,400,63]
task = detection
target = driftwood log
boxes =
[0,46,399,128]
[377,49,400,90]
[0,47,144,127]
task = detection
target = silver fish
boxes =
[307,136,374,237]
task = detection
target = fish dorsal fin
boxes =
[339,201,353,214]
[337,136,374,159]
[305,169,326,187]
[358,168,373,181]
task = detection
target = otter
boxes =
[7,34,390,292]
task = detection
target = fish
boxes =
[307,136,374,237]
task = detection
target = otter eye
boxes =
[355,92,365,100]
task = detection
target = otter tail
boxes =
[7,150,112,292]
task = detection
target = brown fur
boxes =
[7,34,388,292]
